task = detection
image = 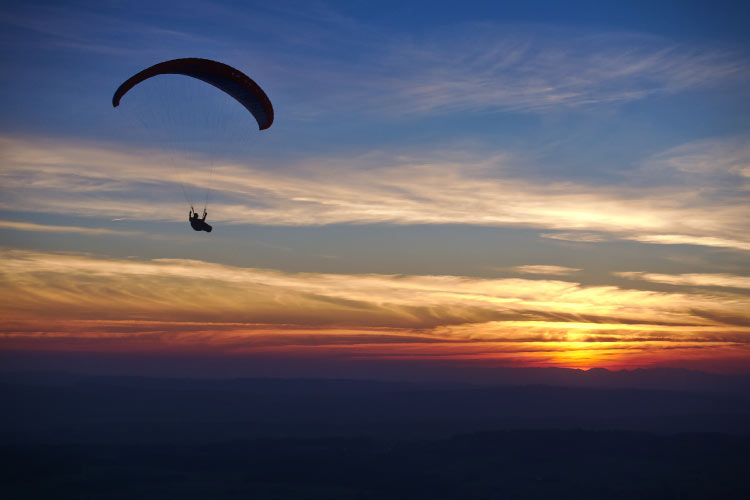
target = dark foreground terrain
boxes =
[3,431,749,499]
[2,370,749,498]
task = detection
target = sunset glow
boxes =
[2,248,748,373]
[1,0,748,380]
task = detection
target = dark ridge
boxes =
[2,371,749,444]
[2,430,749,499]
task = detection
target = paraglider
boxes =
[112,58,274,233]
[113,57,273,130]
[189,206,212,232]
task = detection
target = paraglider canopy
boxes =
[112,58,274,130]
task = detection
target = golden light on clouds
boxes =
[0,220,142,236]
[2,133,748,373]
[615,271,750,289]
[2,249,748,372]
[2,136,748,251]
[510,265,581,276]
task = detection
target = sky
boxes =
[1,0,749,379]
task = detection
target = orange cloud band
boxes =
[2,249,749,371]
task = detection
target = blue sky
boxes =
[1,0,749,375]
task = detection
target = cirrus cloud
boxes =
[2,136,749,252]
[1,248,748,370]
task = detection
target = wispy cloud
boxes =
[368,31,748,115]
[509,265,581,276]
[3,248,748,327]
[270,27,750,118]
[0,3,216,57]
[1,249,748,370]
[0,220,142,236]
[628,234,750,251]
[615,271,750,290]
[2,136,747,251]
[6,3,747,118]
[540,232,610,243]
[641,137,750,179]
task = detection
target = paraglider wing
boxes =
[112,58,274,130]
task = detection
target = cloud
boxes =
[0,3,216,57]
[8,3,748,119]
[2,136,748,251]
[642,137,750,179]
[627,234,750,251]
[2,248,748,328]
[2,248,748,370]
[509,265,581,276]
[0,220,142,236]
[615,271,750,290]
[369,31,748,115]
[272,27,750,119]
[539,232,610,243]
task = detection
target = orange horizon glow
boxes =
[3,323,748,374]
[2,248,748,375]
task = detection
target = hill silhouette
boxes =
[2,370,749,498]
[2,370,749,444]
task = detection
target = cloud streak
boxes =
[0,220,142,236]
[254,24,750,120]
[1,249,748,370]
[615,271,750,290]
[358,30,749,116]
[2,136,748,251]
[6,4,748,119]
[510,265,581,276]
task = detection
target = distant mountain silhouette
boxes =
[2,370,749,444]
[3,366,749,392]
